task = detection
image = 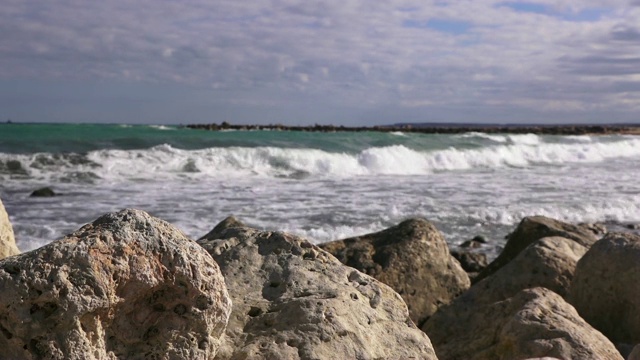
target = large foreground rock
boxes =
[0,197,20,259]
[425,287,622,360]
[475,215,598,283]
[570,232,640,345]
[198,226,437,360]
[319,218,469,326]
[0,209,232,359]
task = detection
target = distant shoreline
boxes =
[185,122,640,135]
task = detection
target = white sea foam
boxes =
[3,137,640,184]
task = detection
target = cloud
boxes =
[1,0,640,124]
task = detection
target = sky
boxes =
[1,0,640,125]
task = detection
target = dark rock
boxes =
[472,235,488,243]
[319,218,469,327]
[30,187,56,197]
[474,216,598,283]
[451,250,488,273]
[460,239,482,248]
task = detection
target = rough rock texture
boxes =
[450,250,487,273]
[318,218,470,327]
[570,232,640,345]
[425,287,622,360]
[475,216,598,283]
[199,216,247,241]
[198,226,437,360]
[0,209,232,359]
[0,197,20,260]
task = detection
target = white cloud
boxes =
[1,0,640,123]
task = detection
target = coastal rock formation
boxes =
[474,215,598,283]
[570,232,640,345]
[198,226,437,360]
[424,236,598,358]
[0,209,232,359]
[425,287,622,360]
[199,215,247,241]
[0,197,20,259]
[318,218,470,327]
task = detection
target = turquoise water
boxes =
[2,123,640,255]
[0,123,457,154]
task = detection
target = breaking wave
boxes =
[2,136,640,182]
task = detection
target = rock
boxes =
[628,344,640,360]
[318,218,470,327]
[425,237,593,358]
[0,197,20,259]
[425,287,622,360]
[472,235,488,243]
[199,215,247,241]
[0,209,232,359]
[579,222,608,237]
[198,227,437,360]
[450,250,487,273]
[30,187,56,197]
[475,216,598,283]
[570,232,640,345]
[460,239,482,248]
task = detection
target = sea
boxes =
[2,123,640,259]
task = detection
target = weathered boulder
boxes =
[199,215,247,241]
[198,227,437,360]
[425,287,622,360]
[425,237,598,358]
[570,232,640,345]
[0,209,232,359]
[0,196,20,259]
[475,216,598,283]
[450,236,583,299]
[319,218,469,327]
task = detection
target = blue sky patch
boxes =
[499,2,547,14]
[404,19,471,35]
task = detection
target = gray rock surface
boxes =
[425,287,622,360]
[475,215,598,283]
[0,196,20,260]
[198,226,437,360]
[319,218,469,327]
[570,232,640,344]
[0,209,232,359]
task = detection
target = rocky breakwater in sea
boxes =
[0,209,232,359]
[185,122,640,135]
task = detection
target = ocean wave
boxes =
[2,137,640,182]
